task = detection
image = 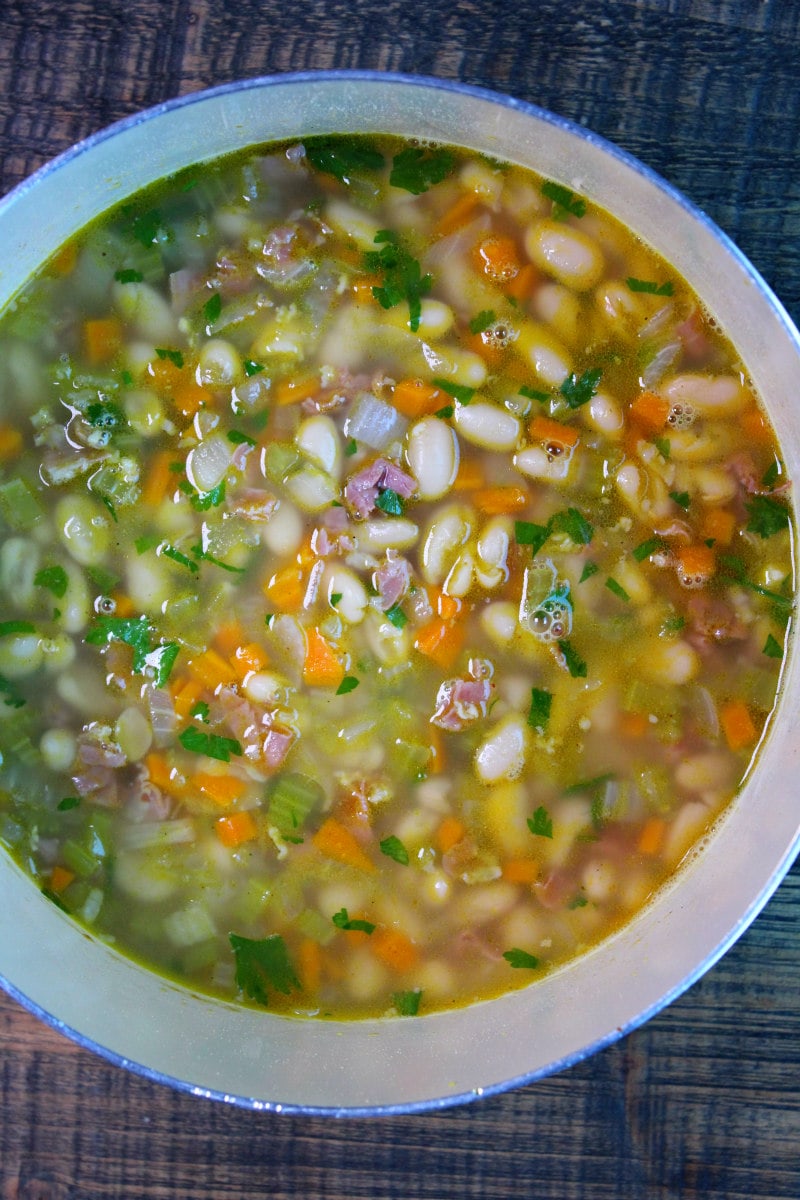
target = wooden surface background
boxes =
[1,1,799,1196]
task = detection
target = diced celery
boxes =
[263,442,300,483]
[0,478,44,531]
[62,838,102,878]
[295,907,337,946]
[391,739,431,780]
[635,764,673,815]
[267,772,324,835]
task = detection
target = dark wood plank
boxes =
[0,1,799,1197]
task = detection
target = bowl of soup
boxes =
[0,71,798,1115]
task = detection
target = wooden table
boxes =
[1,2,799,1196]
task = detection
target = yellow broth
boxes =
[0,137,793,1018]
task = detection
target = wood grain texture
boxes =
[0,1,799,1197]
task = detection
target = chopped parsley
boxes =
[57,796,81,812]
[229,933,300,1007]
[161,544,199,573]
[364,230,432,333]
[605,577,631,602]
[132,208,167,247]
[114,268,144,283]
[515,508,592,555]
[541,180,586,218]
[468,309,497,335]
[306,137,384,183]
[762,461,781,490]
[625,277,674,296]
[653,436,671,459]
[336,676,360,696]
[86,401,124,430]
[519,385,550,402]
[763,633,783,659]
[745,494,790,538]
[329,592,343,607]
[503,948,540,969]
[190,700,210,722]
[0,674,26,709]
[389,146,455,194]
[580,561,600,582]
[345,437,358,456]
[379,835,410,865]
[203,293,222,324]
[527,805,553,839]
[432,378,475,405]
[434,405,454,419]
[558,639,588,678]
[135,533,162,554]
[332,908,375,934]
[515,520,551,555]
[227,429,256,447]
[179,479,226,512]
[85,615,150,670]
[669,490,690,510]
[179,725,243,762]
[632,536,663,562]
[146,642,180,687]
[0,620,36,637]
[560,368,602,409]
[393,989,422,1016]
[155,347,184,369]
[243,359,265,376]
[661,614,686,635]
[375,488,405,516]
[385,603,408,629]
[528,687,552,732]
[568,894,588,909]
[33,565,68,598]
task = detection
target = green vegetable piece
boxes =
[155,347,184,369]
[519,385,550,402]
[0,620,37,637]
[179,725,243,762]
[57,796,81,812]
[503,948,540,969]
[190,700,210,723]
[653,436,671,459]
[385,603,408,630]
[625,277,674,296]
[515,520,551,555]
[229,932,300,1006]
[365,230,432,333]
[763,633,783,659]
[135,533,161,555]
[243,359,265,376]
[560,368,602,409]
[329,592,343,607]
[432,378,475,404]
[393,989,422,1016]
[147,642,180,687]
[0,478,44,531]
[332,908,375,934]
[541,180,586,218]
[203,293,222,324]
[580,561,599,582]
[33,565,68,599]
[550,508,593,546]
[227,429,256,447]
[670,490,690,510]
[527,806,553,839]
[267,772,323,835]
[375,488,405,516]
[468,309,497,335]
[389,146,455,194]
[632,536,663,562]
[745,494,790,538]
[162,545,199,573]
[605,577,631,602]
[762,461,781,490]
[527,687,552,732]
[568,894,588,909]
[558,639,587,678]
[114,268,144,283]
[132,208,166,247]
[379,835,410,865]
[336,676,360,696]
[434,405,454,419]
[306,137,385,183]
[86,401,124,429]
[0,674,26,709]
[345,438,358,456]
[86,614,150,670]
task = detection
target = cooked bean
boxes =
[455,401,521,451]
[406,416,459,500]
[421,504,473,584]
[55,496,111,567]
[525,218,605,290]
[475,715,528,783]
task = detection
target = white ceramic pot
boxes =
[1,72,798,1115]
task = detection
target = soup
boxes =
[0,136,792,1019]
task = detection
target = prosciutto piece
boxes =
[431,671,494,732]
[344,458,416,519]
[374,554,412,611]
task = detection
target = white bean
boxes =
[420,504,473,584]
[422,345,487,388]
[475,714,528,783]
[476,517,513,573]
[56,564,91,635]
[533,282,582,346]
[525,219,605,291]
[112,280,179,341]
[641,638,700,685]
[126,555,172,615]
[484,781,533,855]
[322,563,368,624]
[581,859,617,904]
[662,800,712,866]
[514,444,572,483]
[0,537,40,610]
[296,415,343,481]
[660,373,750,417]
[515,321,573,386]
[325,198,383,250]
[459,160,504,202]
[0,633,42,679]
[586,390,624,437]
[666,424,740,463]
[123,388,164,437]
[185,431,234,493]
[39,728,77,773]
[115,706,153,762]
[55,496,111,567]
[455,881,519,925]
[386,298,455,339]
[455,401,521,451]
[675,752,734,794]
[261,500,303,557]
[197,338,242,388]
[284,466,338,512]
[40,634,77,672]
[594,280,643,331]
[443,549,475,598]
[479,601,518,645]
[406,416,459,500]
[356,517,419,553]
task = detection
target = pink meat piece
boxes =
[374,555,411,611]
[72,765,119,807]
[169,268,204,314]
[211,253,258,298]
[214,687,295,773]
[344,458,416,519]
[686,593,747,649]
[229,488,279,522]
[431,675,494,732]
[127,770,173,823]
[675,307,714,365]
[457,929,504,963]
[263,727,295,770]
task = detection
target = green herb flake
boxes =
[364,230,432,333]
[762,461,781,490]
[385,603,408,630]
[528,687,552,732]
[389,146,455,195]
[243,359,265,377]
[393,989,422,1016]
[120,369,134,387]
[161,545,199,573]
[564,772,614,797]
[85,614,151,671]
[179,725,243,762]
[434,405,454,419]
[633,536,663,562]
[57,796,81,812]
[229,932,300,1007]
[380,835,410,865]
[0,674,26,709]
[468,309,497,335]
[114,268,144,284]
[745,494,790,538]
[670,490,690,510]
[568,894,588,909]
[560,367,602,409]
[132,208,166,247]
[332,908,375,934]
[503,948,540,969]
[519,385,550,402]
[763,633,783,659]
[33,565,68,599]
[96,493,118,523]
[0,620,36,637]
[558,639,588,678]
[135,533,161,555]
[527,805,553,839]
[227,429,256,447]
[345,438,358,456]
[306,137,385,183]
[541,180,586,218]
[190,700,210,723]
[155,347,184,369]
[605,577,631,602]
[432,378,475,405]
[551,507,594,545]
[653,436,671,459]
[515,520,551,555]
[203,293,222,324]
[336,676,360,696]
[625,277,674,296]
[329,592,343,608]
[375,488,405,516]
[580,561,600,583]
[147,642,180,687]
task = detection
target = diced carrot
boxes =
[232,642,269,679]
[452,459,485,491]
[434,190,481,237]
[352,274,382,304]
[720,700,758,752]
[502,859,539,885]
[0,425,23,460]
[436,816,466,854]
[414,617,465,671]
[465,330,504,367]
[637,817,666,857]
[312,817,376,873]
[275,373,320,407]
[172,378,212,418]
[215,811,258,848]
[302,627,345,689]
[297,938,322,995]
[145,752,187,799]
[110,592,136,618]
[187,648,239,690]
[147,356,184,394]
[432,588,462,622]
[84,317,122,365]
[529,414,580,449]
[193,772,247,807]
[371,927,419,973]
[699,507,736,546]
[264,563,307,612]
[391,378,444,418]
[471,485,528,515]
[213,620,248,660]
[295,533,319,570]
[140,449,175,507]
[675,543,716,583]
[171,677,204,721]
[619,711,648,739]
[740,406,772,443]
[50,242,78,276]
[473,235,521,282]
[504,262,537,304]
[50,865,76,894]
[628,390,671,434]
[428,726,446,775]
